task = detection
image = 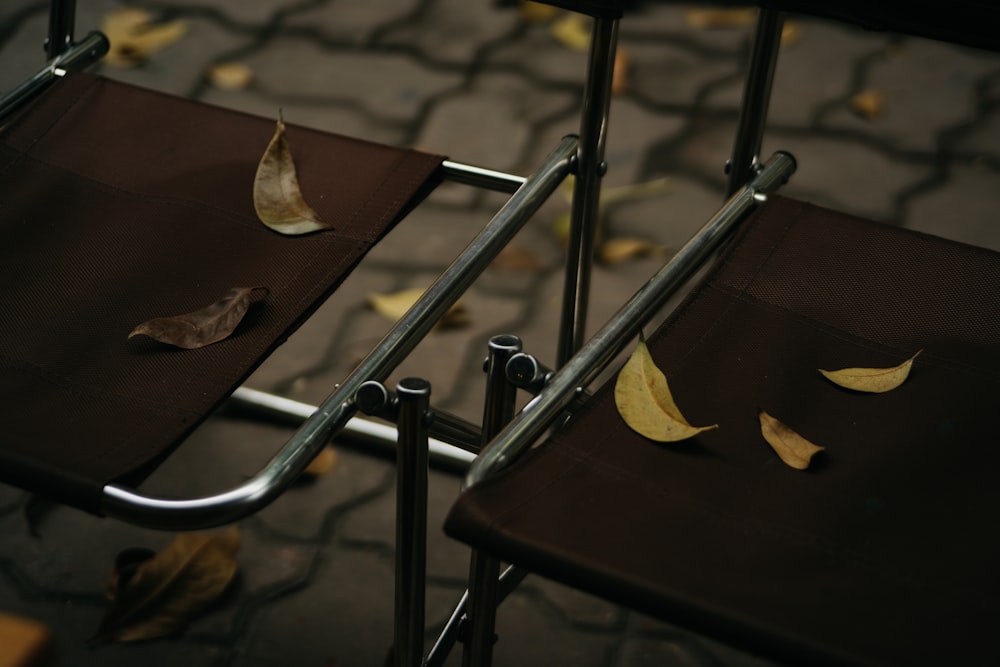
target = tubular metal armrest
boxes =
[465,151,797,489]
[99,136,579,530]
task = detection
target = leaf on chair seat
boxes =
[129,287,269,349]
[94,528,240,643]
[614,334,718,442]
[819,351,921,393]
[759,411,825,470]
[254,113,329,235]
[367,288,469,330]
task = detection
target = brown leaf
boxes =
[94,528,240,643]
[206,62,254,90]
[683,8,755,29]
[598,237,668,265]
[129,287,268,350]
[849,90,887,120]
[819,351,921,393]
[759,411,825,470]
[520,1,560,22]
[254,113,328,235]
[303,447,338,477]
[614,335,718,442]
[101,8,187,68]
[367,288,469,330]
[612,47,631,95]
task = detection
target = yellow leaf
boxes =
[520,1,560,22]
[303,447,338,477]
[253,113,328,235]
[683,8,755,29]
[367,288,469,329]
[759,411,825,470]
[819,351,921,393]
[598,237,668,265]
[781,21,802,47]
[849,89,887,120]
[614,335,718,442]
[101,8,187,68]
[129,287,268,349]
[550,13,591,51]
[206,62,254,90]
[94,528,240,643]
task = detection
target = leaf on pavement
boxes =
[683,8,755,29]
[367,288,469,330]
[101,7,187,68]
[303,447,338,477]
[598,237,668,265]
[206,62,254,90]
[614,334,718,442]
[849,90,887,120]
[759,411,825,470]
[254,113,328,235]
[819,351,921,393]
[129,287,269,350]
[550,12,591,51]
[94,528,240,643]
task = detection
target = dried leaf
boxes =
[781,21,802,47]
[849,90,887,120]
[612,47,631,95]
[598,237,668,265]
[94,528,240,643]
[491,244,547,271]
[819,351,921,393]
[683,8,755,29]
[254,113,328,235]
[520,1,560,22]
[759,411,825,470]
[206,62,254,90]
[550,13,591,51]
[303,447,338,477]
[367,288,469,330]
[614,335,718,442]
[101,8,187,68]
[129,287,268,350]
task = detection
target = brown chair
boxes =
[444,2,1000,666]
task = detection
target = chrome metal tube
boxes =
[557,16,619,366]
[46,0,76,59]
[726,8,784,196]
[442,161,526,194]
[101,136,578,529]
[395,378,431,667]
[466,152,796,488]
[0,31,109,123]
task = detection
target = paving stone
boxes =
[954,107,1000,159]
[287,0,419,44]
[629,41,744,109]
[904,163,1000,250]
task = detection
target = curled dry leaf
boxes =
[129,287,268,350]
[367,288,469,330]
[94,528,240,643]
[598,237,668,265]
[101,7,187,68]
[849,90,887,120]
[759,411,825,470]
[819,351,921,393]
[207,62,254,90]
[254,113,328,235]
[614,335,718,442]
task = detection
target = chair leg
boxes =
[726,8,784,196]
[557,16,620,366]
[394,378,432,667]
[46,0,76,59]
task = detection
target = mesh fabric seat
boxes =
[0,70,442,513]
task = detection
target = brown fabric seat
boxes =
[0,71,443,513]
[445,196,1000,666]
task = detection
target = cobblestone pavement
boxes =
[2,2,999,666]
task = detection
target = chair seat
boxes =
[446,196,1000,666]
[0,71,443,513]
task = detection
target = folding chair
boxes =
[445,2,1000,666]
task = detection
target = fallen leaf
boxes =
[683,8,755,29]
[614,334,718,442]
[129,287,269,350]
[303,447,338,477]
[367,288,469,330]
[550,12,591,51]
[101,7,187,68]
[206,62,254,90]
[759,411,825,470]
[94,528,240,643]
[254,113,328,235]
[491,244,547,271]
[612,47,631,95]
[849,90,887,120]
[520,0,560,22]
[781,21,802,47]
[819,351,921,393]
[598,237,668,265]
